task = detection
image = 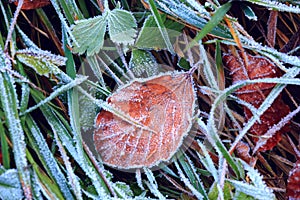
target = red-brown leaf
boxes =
[94,72,196,169]
[287,161,300,199]
[14,0,50,10]
[223,52,290,151]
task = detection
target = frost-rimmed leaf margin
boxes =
[16,48,66,77]
[71,7,137,56]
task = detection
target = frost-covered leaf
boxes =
[0,169,23,199]
[246,0,300,13]
[107,9,137,45]
[94,71,196,169]
[227,159,275,200]
[72,8,137,56]
[54,130,82,199]
[129,49,158,77]
[174,160,204,199]
[113,182,134,198]
[153,0,231,39]
[227,179,275,200]
[23,75,88,114]
[35,100,111,197]
[208,182,233,200]
[144,167,165,199]
[178,154,208,199]
[191,2,231,44]
[71,15,107,56]
[135,15,183,50]
[79,94,98,131]
[16,48,66,77]
[240,159,271,189]
[197,141,218,180]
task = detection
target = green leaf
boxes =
[114,182,134,198]
[0,169,23,199]
[107,9,137,45]
[148,0,175,53]
[78,94,98,131]
[178,58,191,70]
[16,48,66,77]
[72,8,137,56]
[135,14,183,50]
[72,15,107,56]
[129,49,158,77]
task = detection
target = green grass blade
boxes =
[22,75,88,115]
[187,2,231,48]
[0,50,31,198]
[148,0,175,54]
[0,119,9,169]
[24,115,75,199]
[30,89,112,197]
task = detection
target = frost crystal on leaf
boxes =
[71,8,137,56]
[246,0,300,14]
[16,48,66,77]
[94,71,196,169]
[107,9,137,46]
[129,49,159,77]
[0,169,23,200]
[71,15,107,56]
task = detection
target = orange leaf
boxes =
[94,72,196,169]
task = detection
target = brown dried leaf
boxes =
[223,52,290,151]
[94,72,196,169]
[14,0,50,10]
[235,141,255,165]
[287,161,300,199]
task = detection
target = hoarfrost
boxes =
[144,167,166,199]
[23,75,88,115]
[246,0,300,14]
[29,117,74,199]
[0,169,23,200]
[16,27,39,49]
[50,0,76,46]
[54,131,82,199]
[0,50,31,196]
[174,161,204,200]
[253,105,300,153]
[79,94,98,131]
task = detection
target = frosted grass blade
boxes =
[0,50,31,198]
[24,115,74,200]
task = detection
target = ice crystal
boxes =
[246,0,300,14]
[0,169,23,200]
[16,48,66,77]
